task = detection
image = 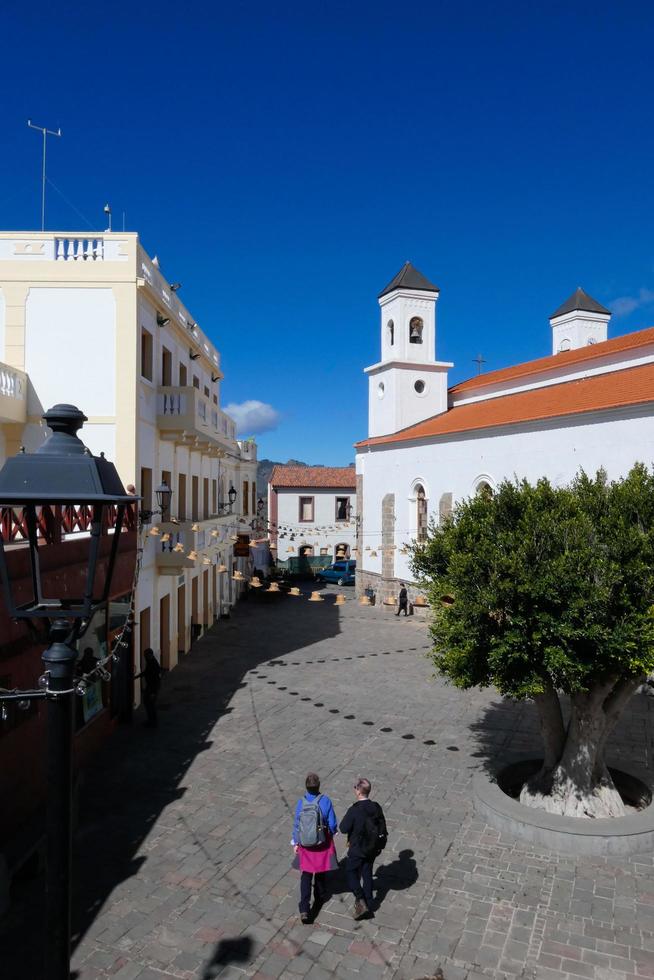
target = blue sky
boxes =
[2,2,654,464]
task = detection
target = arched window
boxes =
[416,484,428,542]
[387,319,394,346]
[409,317,423,344]
[558,338,571,352]
[476,480,493,499]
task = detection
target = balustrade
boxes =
[0,367,25,401]
[55,237,105,262]
[0,503,137,544]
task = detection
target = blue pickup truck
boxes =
[315,560,356,586]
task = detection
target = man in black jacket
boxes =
[339,777,387,919]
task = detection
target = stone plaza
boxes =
[5,586,654,980]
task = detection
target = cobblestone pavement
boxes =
[5,585,654,980]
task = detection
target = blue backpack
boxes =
[298,794,326,847]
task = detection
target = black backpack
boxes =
[358,803,388,859]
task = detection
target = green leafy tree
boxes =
[410,466,654,818]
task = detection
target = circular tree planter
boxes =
[473,757,654,856]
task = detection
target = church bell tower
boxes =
[365,262,452,438]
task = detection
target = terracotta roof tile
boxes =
[451,326,654,394]
[356,361,654,448]
[269,465,356,488]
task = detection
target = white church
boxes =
[355,262,654,602]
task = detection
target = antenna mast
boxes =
[27,119,62,231]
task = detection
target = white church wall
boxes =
[359,406,654,584]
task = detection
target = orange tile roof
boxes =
[356,361,654,448]
[269,465,356,488]
[450,326,654,394]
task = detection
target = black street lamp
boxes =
[140,480,173,525]
[228,484,237,510]
[0,404,136,980]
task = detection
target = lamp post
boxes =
[140,480,173,525]
[0,404,136,980]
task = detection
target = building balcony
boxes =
[238,438,257,462]
[154,516,240,575]
[157,386,237,452]
[0,363,27,425]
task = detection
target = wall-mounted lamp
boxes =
[156,313,170,327]
[211,373,220,383]
[189,348,200,361]
[170,282,181,292]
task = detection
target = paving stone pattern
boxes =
[4,585,654,980]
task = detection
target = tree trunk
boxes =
[519,677,644,818]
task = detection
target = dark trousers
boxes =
[346,855,374,906]
[299,871,326,913]
[396,601,408,617]
[143,689,158,726]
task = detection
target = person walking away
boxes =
[396,584,409,616]
[339,777,388,919]
[135,648,163,727]
[292,772,338,923]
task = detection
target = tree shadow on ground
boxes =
[1,595,343,980]
[468,688,654,780]
[468,696,543,777]
[201,936,253,978]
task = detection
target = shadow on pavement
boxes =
[1,594,342,980]
[201,935,253,978]
[319,849,419,911]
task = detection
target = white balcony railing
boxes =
[0,366,24,400]
[55,237,105,262]
[0,362,27,424]
[157,387,237,443]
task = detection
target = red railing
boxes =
[0,503,138,545]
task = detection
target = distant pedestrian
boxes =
[339,777,388,919]
[396,584,409,616]
[135,649,162,727]
[292,773,339,923]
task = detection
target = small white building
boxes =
[268,465,357,563]
[356,262,654,602]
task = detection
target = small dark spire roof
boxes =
[550,287,611,319]
[379,261,439,298]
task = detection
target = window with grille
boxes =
[416,485,428,542]
[335,496,350,521]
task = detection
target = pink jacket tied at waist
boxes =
[298,834,338,873]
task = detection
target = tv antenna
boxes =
[27,119,62,231]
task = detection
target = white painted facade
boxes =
[356,268,654,598]
[367,286,452,437]
[269,484,357,561]
[0,231,258,686]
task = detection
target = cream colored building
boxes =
[0,231,257,678]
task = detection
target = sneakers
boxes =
[353,898,369,920]
[300,911,311,924]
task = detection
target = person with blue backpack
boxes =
[292,772,339,923]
